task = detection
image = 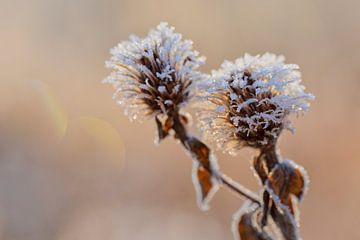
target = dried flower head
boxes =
[103,22,205,121]
[197,53,314,154]
[103,25,314,240]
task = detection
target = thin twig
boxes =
[220,174,260,204]
[169,109,261,205]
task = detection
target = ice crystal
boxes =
[196,53,314,154]
[103,22,205,121]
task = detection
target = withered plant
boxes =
[103,22,314,240]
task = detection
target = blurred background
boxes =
[1,0,359,239]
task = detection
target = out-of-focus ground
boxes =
[1,0,359,239]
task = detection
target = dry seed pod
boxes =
[196,53,314,155]
[103,22,206,121]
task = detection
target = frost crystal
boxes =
[103,22,206,121]
[196,53,314,154]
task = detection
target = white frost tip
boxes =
[158,85,167,93]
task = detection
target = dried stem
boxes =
[260,144,279,172]
[255,144,281,228]
[169,109,261,205]
[220,174,260,204]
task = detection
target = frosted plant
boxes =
[103,23,314,240]
[196,53,314,155]
[103,22,205,121]
[196,53,314,240]
[103,22,259,211]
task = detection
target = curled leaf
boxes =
[197,166,212,196]
[186,137,212,170]
[263,160,308,240]
[232,201,274,240]
[267,160,308,203]
[192,159,219,211]
[265,177,301,240]
[155,115,173,143]
[186,137,220,210]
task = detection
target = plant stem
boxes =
[220,174,260,204]
[260,144,279,172]
[169,109,261,205]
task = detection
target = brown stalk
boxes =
[255,144,280,228]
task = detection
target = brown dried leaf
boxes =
[264,160,307,239]
[186,137,211,170]
[192,161,219,211]
[267,160,308,204]
[155,115,173,142]
[197,166,212,199]
[187,137,220,210]
[233,203,274,240]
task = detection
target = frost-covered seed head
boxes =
[103,22,206,121]
[196,53,314,154]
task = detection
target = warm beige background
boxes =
[1,0,359,239]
